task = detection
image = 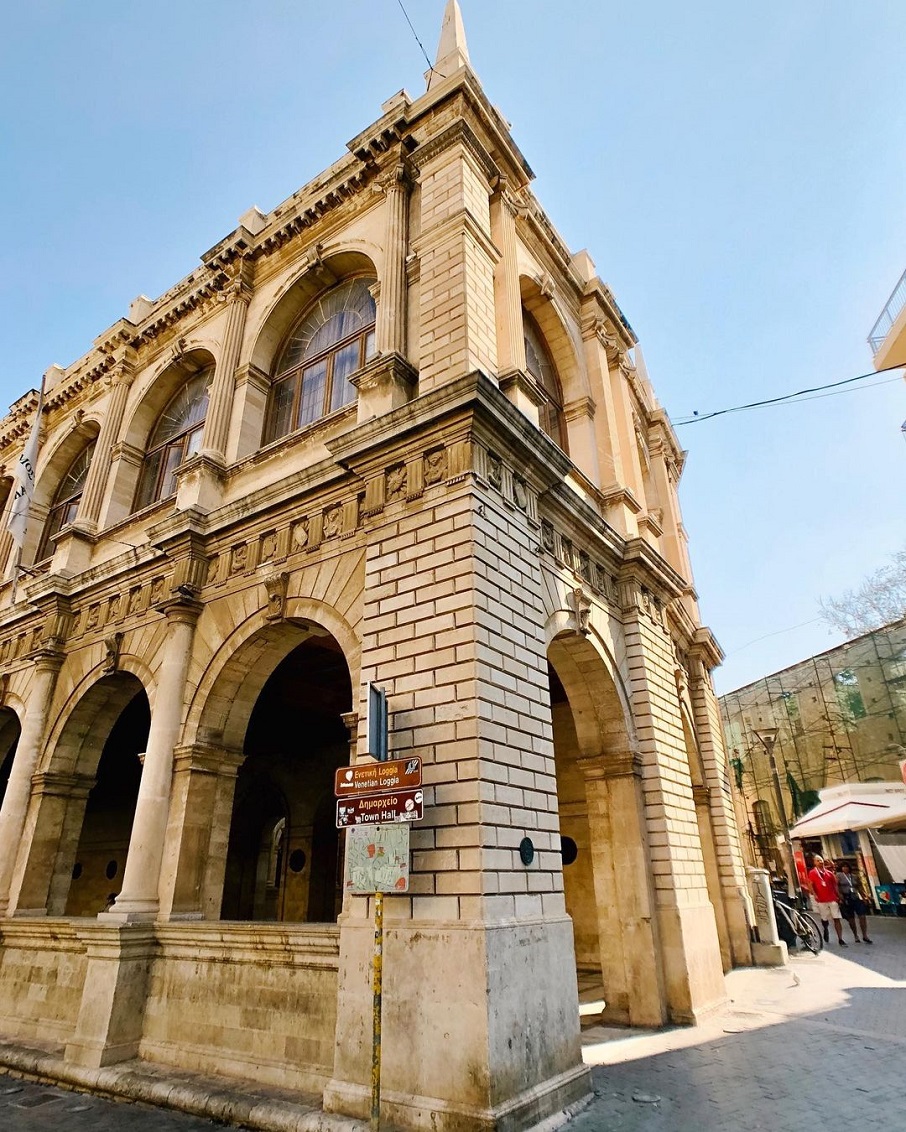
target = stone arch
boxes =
[546,627,667,1027]
[519,276,587,407]
[11,670,149,917]
[22,416,100,566]
[247,248,380,378]
[168,606,357,922]
[39,651,158,774]
[112,346,217,521]
[185,598,360,750]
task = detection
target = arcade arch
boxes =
[547,630,667,1027]
[12,672,148,917]
[182,619,354,924]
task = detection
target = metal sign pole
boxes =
[370,889,384,1132]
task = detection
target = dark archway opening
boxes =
[221,634,352,923]
[0,709,21,808]
[65,688,149,915]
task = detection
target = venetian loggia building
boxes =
[0,5,749,1129]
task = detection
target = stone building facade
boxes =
[721,619,906,870]
[0,5,749,1129]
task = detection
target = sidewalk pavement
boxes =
[571,913,906,1131]
[2,916,905,1131]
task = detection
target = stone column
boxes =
[9,770,94,916]
[579,753,666,1026]
[76,354,136,533]
[0,650,63,915]
[376,164,411,359]
[158,743,245,920]
[103,599,200,921]
[200,262,252,464]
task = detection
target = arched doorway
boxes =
[13,672,148,917]
[220,631,352,923]
[547,631,667,1028]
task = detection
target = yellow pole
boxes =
[370,890,383,1132]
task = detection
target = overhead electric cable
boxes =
[673,363,905,426]
[395,0,433,70]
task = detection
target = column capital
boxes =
[578,750,642,781]
[31,770,95,800]
[171,743,244,777]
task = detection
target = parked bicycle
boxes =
[772,895,823,954]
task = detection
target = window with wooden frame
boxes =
[523,311,568,452]
[37,443,95,561]
[133,371,210,511]
[265,278,376,445]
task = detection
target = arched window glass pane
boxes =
[134,371,210,511]
[265,279,376,444]
[37,443,95,561]
[523,312,567,451]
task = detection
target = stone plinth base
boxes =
[751,941,788,967]
[323,912,590,1131]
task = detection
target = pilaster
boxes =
[200,259,253,464]
[413,122,500,391]
[158,743,245,920]
[618,565,725,1021]
[688,633,752,966]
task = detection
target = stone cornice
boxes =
[580,284,637,352]
[410,117,500,184]
[618,537,687,605]
[648,408,687,475]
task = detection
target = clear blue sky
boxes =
[1,2,904,692]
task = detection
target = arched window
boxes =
[37,444,95,561]
[265,278,376,444]
[134,371,210,511]
[523,311,567,451]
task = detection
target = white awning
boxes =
[789,782,906,839]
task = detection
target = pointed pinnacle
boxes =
[427,0,471,90]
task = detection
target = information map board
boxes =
[344,824,410,894]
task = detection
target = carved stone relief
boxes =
[386,465,407,503]
[264,571,290,622]
[424,447,447,486]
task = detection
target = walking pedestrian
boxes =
[807,855,846,946]
[835,863,873,944]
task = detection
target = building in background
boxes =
[0,4,749,1128]
[721,620,906,895]
[868,265,906,369]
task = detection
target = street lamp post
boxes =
[754,726,800,900]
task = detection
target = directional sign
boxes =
[334,757,422,798]
[336,788,424,828]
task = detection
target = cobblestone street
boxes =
[0,1079,221,1131]
[574,915,906,1131]
[2,917,905,1131]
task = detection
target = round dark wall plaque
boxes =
[519,837,535,866]
[561,835,578,866]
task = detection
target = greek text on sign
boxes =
[336,789,423,827]
[334,757,422,797]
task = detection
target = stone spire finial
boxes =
[426,0,471,90]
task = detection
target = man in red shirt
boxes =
[807,855,846,946]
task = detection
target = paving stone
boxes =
[574,916,906,1132]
